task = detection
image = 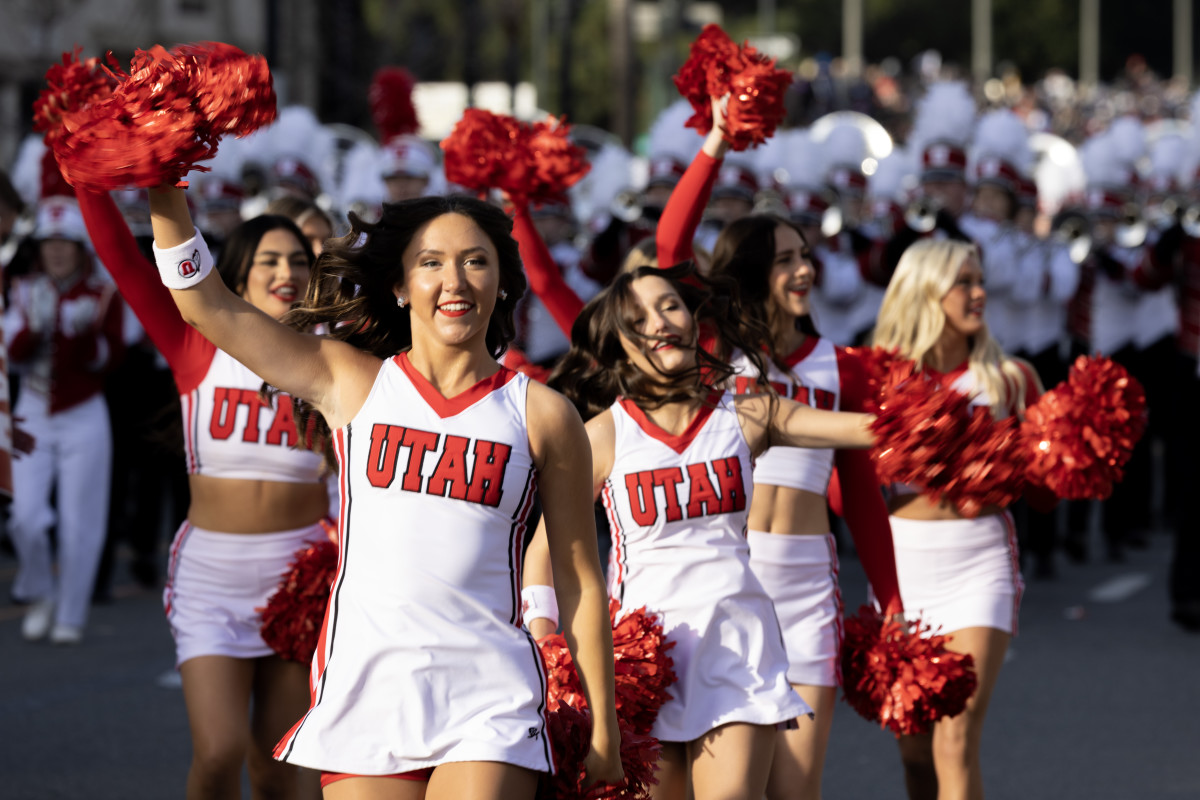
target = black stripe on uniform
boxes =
[507,465,536,626]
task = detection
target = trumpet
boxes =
[904,197,941,234]
[1146,196,1200,238]
[1051,209,1092,264]
[1112,203,1148,249]
[610,189,643,223]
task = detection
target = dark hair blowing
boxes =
[217,214,314,294]
[709,214,820,355]
[548,262,773,421]
[279,196,527,459]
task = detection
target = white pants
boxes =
[9,391,112,629]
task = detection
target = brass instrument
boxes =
[904,197,941,234]
[1051,209,1092,264]
[610,189,643,223]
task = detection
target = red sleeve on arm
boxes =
[512,204,584,339]
[77,190,214,392]
[834,347,903,613]
[656,151,722,269]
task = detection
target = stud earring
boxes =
[498,289,508,300]
[396,296,407,308]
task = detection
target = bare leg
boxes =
[897,732,937,800]
[323,776,427,800]
[248,655,321,800]
[688,722,776,800]
[426,761,539,800]
[650,742,691,800]
[766,685,836,800]
[180,656,255,799]
[930,627,1011,800]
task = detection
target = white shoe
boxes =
[49,624,83,645]
[21,599,56,641]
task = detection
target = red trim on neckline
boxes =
[783,336,820,368]
[922,361,970,385]
[394,352,516,418]
[618,391,722,455]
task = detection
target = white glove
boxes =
[26,279,58,336]
[59,296,100,337]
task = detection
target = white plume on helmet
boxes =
[909,81,977,156]
[570,139,633,227]
[12,134,46,207]
[823,121,868,174]
[646,99,705,164]
[970,109,1033,177]
[1148,132,1187,188]
[868,148,917,204]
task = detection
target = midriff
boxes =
[186,474,330,533]
[888,493,1003,521]
[747,484,831,535]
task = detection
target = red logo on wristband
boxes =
[178,249,201,279]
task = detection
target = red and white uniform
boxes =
[4,268,123,630]
[1007,237,1080,357]
[276,354,552,775]
[602,392,809,742]
[729,338,901,687]
[77,191,327,664]
[887,363,1034,635]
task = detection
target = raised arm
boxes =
[736,393,875,454]
[656,97,729,269]
[76,188,214,389]
[511,202,585,338]
[148,185,375,427]
[525,385,621,784]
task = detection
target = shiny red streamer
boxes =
[840,605,978,737]
[258,540,337,664]
[538,705,660,800]
[671,24,793,151]
[37,42,277,190]
[1020,355,1147,500]
[440,109,589,205]
[369,66,420,141]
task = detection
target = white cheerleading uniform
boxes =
[886,364,1028,635]
[275,354,552,776]
[729,338,844,687]
[602,392,809,742]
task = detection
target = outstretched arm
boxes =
[656,97,729,269]
[526,385,621,784]
[736,394,875,454]
[148,185,375,427]
[511,202,584,339]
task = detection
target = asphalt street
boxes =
[2,524,1197,799]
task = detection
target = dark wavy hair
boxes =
[277,195,526,460]
[548,262,774,420]
[216,214,314,294]
[708,214,820,357]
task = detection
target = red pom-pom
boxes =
[33,49,119,145]
[527,117,591,203]
[538,705,660,800]
[842,346,901,411]
[259,540,338,663]
[39,43,276,190]
[440,110,588,205]
[609,601,676,736]
[671,24,793,151]
[369,67,420,141]
[870,367,1026,517]
[1020,355,1148,500]
[840,606,978,737]
[537,603,676,737]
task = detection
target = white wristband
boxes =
[153,228,214,290]
[521,585,559,629]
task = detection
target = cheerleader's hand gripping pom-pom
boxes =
[37,42,276,190]
[259,540,338,664]
[672,23,793,151]
[840,605,978,737]
[538,705,660,800]
[1020,355,1147,500]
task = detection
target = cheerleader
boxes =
[872,238,1042,800]
[651,102,903,800]
[146,185,622,798]
[76,188,327,798]
[524,262,880,800]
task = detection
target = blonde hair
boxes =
[872,238,1031,418]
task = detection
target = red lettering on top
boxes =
[265,398,299,446]
[240,389,264,443]
[399,428,440,492]
[427,435,470,500]
[653,468,685,522]
[713,456,747,513]
[734,376,756,395]
[685,462,721,518]
[625,472,657,526]
[467,439,511,507]
[210,388,238,440]
[813,388,836,411]
[794,385,810,405]
[366,423,405,488]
